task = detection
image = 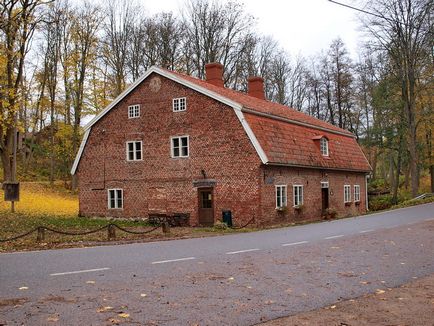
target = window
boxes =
[171,136,189,158]
[344,185,351,203]
[173,97,186,112]
[320,137,329,156]
[276,185,287,209]
[293,185,304,207]
[126,141,142,161]
[354,185,361,202]
[321,181,329,188]
[128,104,140,118]
[108,189,123,209]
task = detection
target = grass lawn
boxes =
[0,182,252,252]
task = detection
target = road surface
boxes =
[1,203,433,325]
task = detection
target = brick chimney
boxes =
[248,76,265,100]
[205,62,224,87]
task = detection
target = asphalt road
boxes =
[1,203,433,325]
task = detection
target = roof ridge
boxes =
[163,68,354,137]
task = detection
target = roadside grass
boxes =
[0,182,260,252]
[1,182,432,252]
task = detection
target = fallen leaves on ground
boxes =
[118,312,130,318]
[18,286,28,290]
[47,315,59,322]
[97,306,113,312]
[376,289,386,295]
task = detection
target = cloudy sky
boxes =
[143,0,364,59]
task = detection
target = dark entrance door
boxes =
[198,188,214,226]
[321,188,329,213]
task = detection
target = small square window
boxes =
[128,104,140,118]
[173,97,186,112]
[126,141,142,161]
[275,185,287,209]
[344,185,351,203]
[171,136,189,158]
[108,188,123,209]
[354,185,361,202]
[293,185,304,207]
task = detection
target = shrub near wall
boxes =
[369,194,394,211]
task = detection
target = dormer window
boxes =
[128,104,140,118]
[173,97,186,112]
[320,137,329,156]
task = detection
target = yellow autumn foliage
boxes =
[0,182,78,217]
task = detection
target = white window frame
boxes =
[128,104,140,118]
[321,181,329,188]
[344,185,351,203]
[320,137,329,156]
[293,185,304,207]
[275,185,287,209]
[108,188,123,209]
[171,135,189,158]
[172,97,187,112]
[126,141,143,161]
[354,185,361,202]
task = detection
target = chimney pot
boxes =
[248,76,265,100]
[205,62,224,87]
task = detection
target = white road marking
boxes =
[50,267,110,276]
[226,248,260,255]
[424,218,434,221]
[282,241,308,247]
[325,234,344,240]
[151,257,196,264]
[359,229,375,233]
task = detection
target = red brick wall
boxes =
[77,73,262,226]
[259,166,367,225]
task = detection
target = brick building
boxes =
[71,63,371,226]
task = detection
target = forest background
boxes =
[0,0,432,212]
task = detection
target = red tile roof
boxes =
[164,69,371,172]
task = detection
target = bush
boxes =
[324,208,337,219]
[369,194,394,211]
[213,220,228,230]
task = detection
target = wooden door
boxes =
[321,188,329,213]
[198,188,214,226]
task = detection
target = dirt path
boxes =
[261,273,434,326]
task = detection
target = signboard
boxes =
[3,182,20,202]
[193,179,216,188]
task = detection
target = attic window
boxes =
[320,137,329,156]
[173,97,186,112]
[128,104,140,118]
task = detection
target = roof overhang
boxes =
[265,161,371,173]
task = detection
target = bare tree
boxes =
[102,0,134,96]
[69,2,102,189]
[183,0,254,81]
[361,0,433,196]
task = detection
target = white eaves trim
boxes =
[70,66,269,175]
[71,128,90,175]
[234,109,268,164]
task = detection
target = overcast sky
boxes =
[143,0,364,59]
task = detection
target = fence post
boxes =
[162,221,170,234]
[37,227,45,242]
[107,224,116,240]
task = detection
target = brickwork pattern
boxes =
[259,166,367,225]
[77,73,261,226]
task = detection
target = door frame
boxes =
[197,187,215,226]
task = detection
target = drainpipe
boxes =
[365,174,369,211]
